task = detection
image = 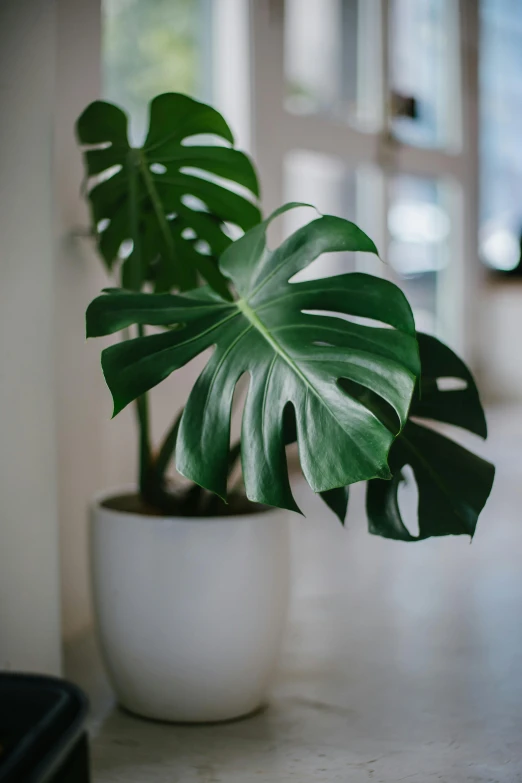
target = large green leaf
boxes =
[366,333,494,540]
[76,93,260,295]
[87,204,420,512]
[280,404,349,522]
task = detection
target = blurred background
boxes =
[1,0,521,676]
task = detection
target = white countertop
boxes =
[66,408,522,782]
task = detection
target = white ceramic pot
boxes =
[90,491,290,723]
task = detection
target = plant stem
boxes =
[154,409,183,479]
[137,150,191,291]
[136,325,152,496]
[126,149,142,291]
[126,150,152,494]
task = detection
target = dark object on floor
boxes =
[0,673,90,783]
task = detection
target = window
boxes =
[388,175,451,335]
[390,0,460,149]
[103,0,212,144]
[251,0,475,355]
[99,0,479,355]
[285,150,358,278]
[284,0,381,131]
[480,0,522,274]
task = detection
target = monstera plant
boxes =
[77,92,260,295]
[79,93,495,724]
[79,93,494,538]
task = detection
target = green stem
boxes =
[154,409,183,479]
[127,150,152,493]
[136,326,152,495]
[137,150,191,291]
[141,407,206,514]
[126,149,143,291]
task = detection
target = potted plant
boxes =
[77,94,495,723]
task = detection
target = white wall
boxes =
[54,0,210,639]
[54,0,112,640]
[0,0,61,674]
[0,0,270,650]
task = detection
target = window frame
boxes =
[249,0,480,360]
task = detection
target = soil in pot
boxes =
[101,489,270,518]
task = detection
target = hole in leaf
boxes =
[338,378,401,435]
[436,376,468,392]
[264,203,319,251]
[82,141,111,151]
[282,402,298,446]
[195,239,211,255]
[180,167,256,200]
[181,227,197,241]
[222,222,244,241]
[181,194,209,212]
[118,239,133,260]
[290,250,357,283]
[166,212,178,221]
[150,162,167,174]
[97,218,110,233]
[181,133,230,147]
[92,164,122,186]
[229,370,250,469]
[281,402,301,498]
[302,309,393,330]
[266,208,311,251]
[180,166,220,183]
[397,465,420,538]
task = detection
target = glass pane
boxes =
[103,0,212,144]
[285,150,358,279]
[389,0,457,149]
[284,0,380,130]
[479,0,522,274]
[388,175,451,335]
